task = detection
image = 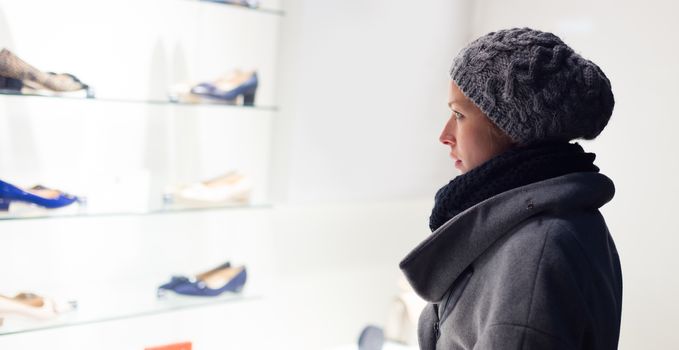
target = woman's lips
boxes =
[450,153,462,169]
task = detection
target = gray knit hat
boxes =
[450,27,614,144]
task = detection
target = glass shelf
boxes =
[0,202,272,222]
[0,91,278,112]
[195,0,285,16]
[0,284,260,336]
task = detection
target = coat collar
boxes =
[399,172,615,303]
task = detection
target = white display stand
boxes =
[0,0,281,348]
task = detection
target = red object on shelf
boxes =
[144,341,192,350]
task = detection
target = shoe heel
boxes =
[242,91,256,106]
[0,198,10,211]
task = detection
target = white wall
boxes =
[272,0,472,203]
[466,1,679,348]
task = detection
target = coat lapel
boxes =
[399,172,614,303]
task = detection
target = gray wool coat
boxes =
[400,172,622,350]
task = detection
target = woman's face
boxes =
[440,81,513,174]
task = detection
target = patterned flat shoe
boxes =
[0,48,90,94]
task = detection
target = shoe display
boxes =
[0,292,77,322]
[165,171,253,207]
[158,262,247,297]
[0,48,93,98]
[0,180,79,211]
[191,70,258,106]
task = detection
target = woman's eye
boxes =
[454,111,464,120]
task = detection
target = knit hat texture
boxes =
[450,27,614,144]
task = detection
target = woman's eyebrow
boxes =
[448,102,463,113]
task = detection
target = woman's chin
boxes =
[455,159,464,172]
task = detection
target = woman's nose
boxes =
[439,117,456,145]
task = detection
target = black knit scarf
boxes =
[429,142,599,232]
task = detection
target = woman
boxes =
[399,28,622,349]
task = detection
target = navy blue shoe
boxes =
[158,263,246,297]
[157,276,191,294]
[191,71,258,106]
[0,180,78,211]
[157,261,231,296]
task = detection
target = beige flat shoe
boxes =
[167,171,253,207]
[0,293,76,322]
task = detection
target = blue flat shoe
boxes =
[0,180,78,211]
[158,263,246,297]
